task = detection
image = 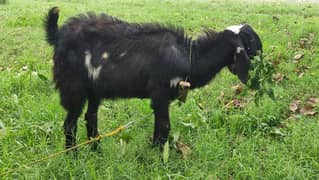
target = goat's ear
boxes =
[233,46,251,84]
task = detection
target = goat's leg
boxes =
[85,96,100,150]
[151,91,170,148]
[60,89,86,150]
[63,105,84,149]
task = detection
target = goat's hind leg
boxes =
[85,96,101,150]
[60,90,86,150]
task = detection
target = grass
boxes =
[1,0,319,179]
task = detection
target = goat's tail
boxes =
[45,7,60,46]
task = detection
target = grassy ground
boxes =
[0,0,319,179]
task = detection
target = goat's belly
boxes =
[92,68,149,98]
[107,89,149,99]
[93,82,149,99]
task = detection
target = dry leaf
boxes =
[298,72,304,78]
[301,65,311,70]
[272,60,280,67]
[299,97,318,116]
[300,103,316,116]
[307,97,319,107]
[289,100,301,113]
[232,84,243,95]
[272,73,284,83]
[232,99,242,107]
[176,141,191,160]
[224,99,243,109]
[299,33,314,48]
[295,65,311,77]
[299,38,310,47]
[293,53,304,61]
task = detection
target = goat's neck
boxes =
[189,32,234,89]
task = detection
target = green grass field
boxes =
[1,0,319,179]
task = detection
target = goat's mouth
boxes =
[229,51,263,84]
[227,63,236,74]
[239,74,249,84]
[227,63,249,84]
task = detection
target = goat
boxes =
[44,7,262,150]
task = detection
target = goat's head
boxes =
[225,24,262,84]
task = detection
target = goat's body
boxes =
[45,7,262,150]
[54,14,191,101]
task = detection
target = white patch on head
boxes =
[101,52,109,60]
[226,24,244,34]
[85,50,102,81]
[170,77,183,88]
[119,51,127,58]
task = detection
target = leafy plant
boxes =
[247,53,275,104]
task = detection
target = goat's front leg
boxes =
[85,96,100,150]
[151,92,170,148]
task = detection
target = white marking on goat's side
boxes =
[92,66,102,80]
[119,51,127,58]
[85,50,102,81]
[171,45,178,52]
[236,47,245,54]
[170,77,183,88]
[171,45,179,57]
[226,24,244,34]
[101,52,109,60]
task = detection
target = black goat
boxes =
[44,7,262,149]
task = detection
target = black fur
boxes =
[45,7,60,46]
[44,7,262,149]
